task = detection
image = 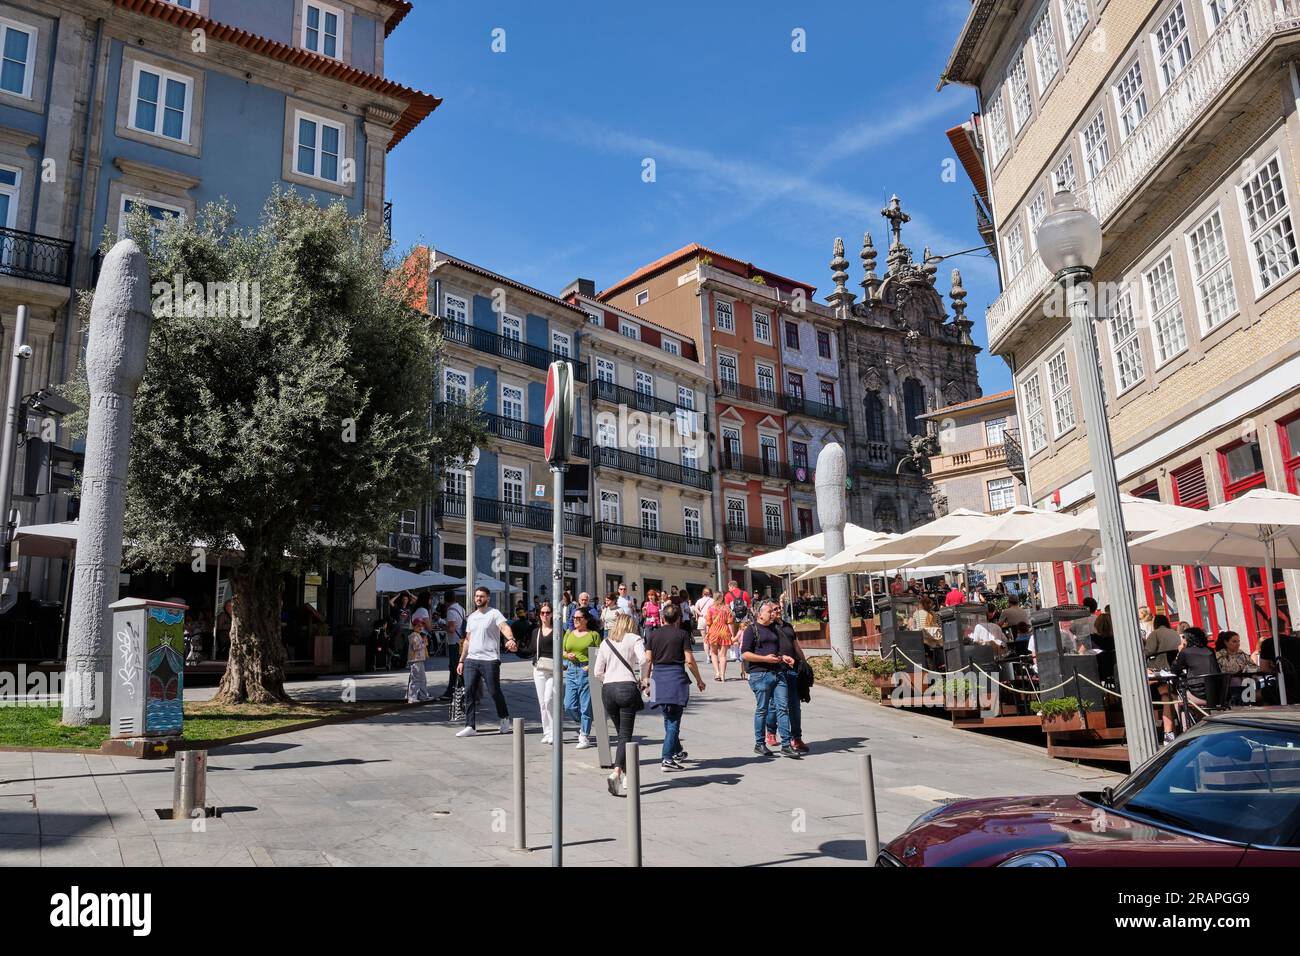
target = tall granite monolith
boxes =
[815,442,853,667]
[62,240,152,725]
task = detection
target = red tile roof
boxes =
[599,242,817,300]
[378,1,414,36]
[947,120,989,207]
[921,388,1015,418]
[116,0,439,150]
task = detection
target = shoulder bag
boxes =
[602,638,646,711]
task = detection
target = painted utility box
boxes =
[110,598,188,739]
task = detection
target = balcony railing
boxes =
[723,524,787,548]
[928,443,1009,477]
[436,494,591,536]
[387,531,435,564]
[1004,428,1027,483]
[985,0,1300,352]
[595,521,715,558]
[441,319,589,382]
[719,449,797,482]
[593,445,711,489]
[0,228,74,285]
[439,402,589,458]
[782,393,847,425]
[718,378,782,410]
[592,378,689,419]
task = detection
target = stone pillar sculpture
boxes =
[815,442,853,667]
[62,240,152,725]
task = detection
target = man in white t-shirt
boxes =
[438,596,467,701]
[456,586,517,736]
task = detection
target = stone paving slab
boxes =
[0,657,1122,866]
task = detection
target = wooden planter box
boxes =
[1040,709,1114,734]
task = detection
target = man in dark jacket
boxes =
[763,604,811,754]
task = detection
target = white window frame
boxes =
[1113,58,1149,142]
[682,506,702,539]
[759,433,779,470]
[1144,253,1189,367]
[717,353,739,387]
[676,384,695,409]
[1152,1,1193,92]
[763,501,784,537]
[442,468,467,498]
[726,496,747,530]
[444,292,469,324]
[721,425,741,459]
[1054,153,1077,193]
[985,87,1010,167]
[443,366,470,405]
[301,1,344,60]
[755,362,776,398]
[1021,371,1047,455]
[1031,5,1060,94]
[1027,191,1047,252]
[1080,109,1110,183]
[1185,206,1239,333]
[636,428,657,459]
[1108,284,1146,395]
[1237,152,1300,295]
[595,357,616,384]
[714,298,734,332]
[635,369,655,396]
[1060,0,1090,51]
[501,466,526,506]
[0,165,19,230]
[129,61,194,143]
[1004,220,1026,276]
[597,418,617,447]
[661,337,680,356]
[118,194,185,238]
[599,489,621,525]
[1008,51,1033,132]
[501,312,523,341]
[500,383,525,421]
[634,289,649,307]
[550,330,571,357]
[1204,0,1237,31]
[639,497,660,532]
[0,16,37,100]
[988,477,1017,511]
[984,417,1008,447]
[752,310,771,344]
[292,109,345,183]
[1046,349,1076,437]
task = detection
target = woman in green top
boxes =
[562,607,602,749]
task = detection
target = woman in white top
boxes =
[594,612,648,797]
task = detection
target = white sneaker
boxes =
[456,726,477,738]
[499,719,512,734]
[540,734,552,745]
[575,735,592,750]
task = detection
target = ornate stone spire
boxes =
[950,268,974,345]
[830,236,849,295]
[881,195,913,273]
[922,247,939,286]
[860,232,878,297]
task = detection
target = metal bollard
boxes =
[859,753,880,866]
[626,741,641,867]
[512,717,525,850]
[172,749,207,820]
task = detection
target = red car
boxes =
[879,708,1300,866]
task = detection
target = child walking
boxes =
[407,616,430,703]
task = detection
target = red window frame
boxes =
[1281,412,1300,494]
[1132,480,1180,623]
[1052,561,1070,605]
[1219,437,1290,650]
[1171,460,1227,634]
[1074,564,1097,604]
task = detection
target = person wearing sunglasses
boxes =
[530,602,560,744]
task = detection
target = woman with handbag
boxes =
[529,602,560,745]
[593,612,648,797]
[704,591,736,682]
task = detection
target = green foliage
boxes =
[64,190,483,576]
[749,275,766,285]
[942,676,973,697]
[1031,696,1082,719]
[861,655,907,677]
[792,616,822,626]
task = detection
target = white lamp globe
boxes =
[1035,190,1103,274]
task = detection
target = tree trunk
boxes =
[213,564,291,704]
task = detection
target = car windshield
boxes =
[1109,723,1300,848]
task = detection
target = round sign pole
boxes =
[544,361,574,867]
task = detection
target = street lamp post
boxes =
[1036,191,1158,769]
[713,543,724,594]
[464,447,480,601]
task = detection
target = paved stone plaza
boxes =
[0,660,1121,867]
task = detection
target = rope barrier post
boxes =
[512,716,525,851]
[626,741,642,867]
[859,753,880,866]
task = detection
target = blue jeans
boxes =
[564,664,593,735]
[749,670,791,746]
[661,704,684,760]
[766,671,801,739]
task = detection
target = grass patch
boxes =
[809,657,884,701]
[0,700,399,750]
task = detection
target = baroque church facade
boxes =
[826,197,982,534]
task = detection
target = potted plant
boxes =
[862,655,907,693]
[1032,696,1087,733]
[792,616,822,637]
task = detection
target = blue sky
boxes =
[385,0,1009,392]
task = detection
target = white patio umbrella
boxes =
[789,524,894,557]
[849,508,996,560]
[374,563,462,593]
[909,506,1075,567]
[451,572,522,595]
[993,494,1202,564]
[748,547,823,616]
[1127,488,1300,705]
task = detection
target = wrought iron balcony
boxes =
[782,392,847,424]
[383,200,393,240]
[717,378,782,410]
[595,521,715,558]
[0,228,74,285]
[1004,428,1027,484]
[387,532,435,564]
[719,449,796,482]
[592,377,684,418]
[722,524,787,548]
[438,402,589,458]
[440,319,589,382]
[436,493,591,536]
[985,0,1300,354]
[593,445,711,489]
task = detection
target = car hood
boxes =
[887,795,1231,867]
